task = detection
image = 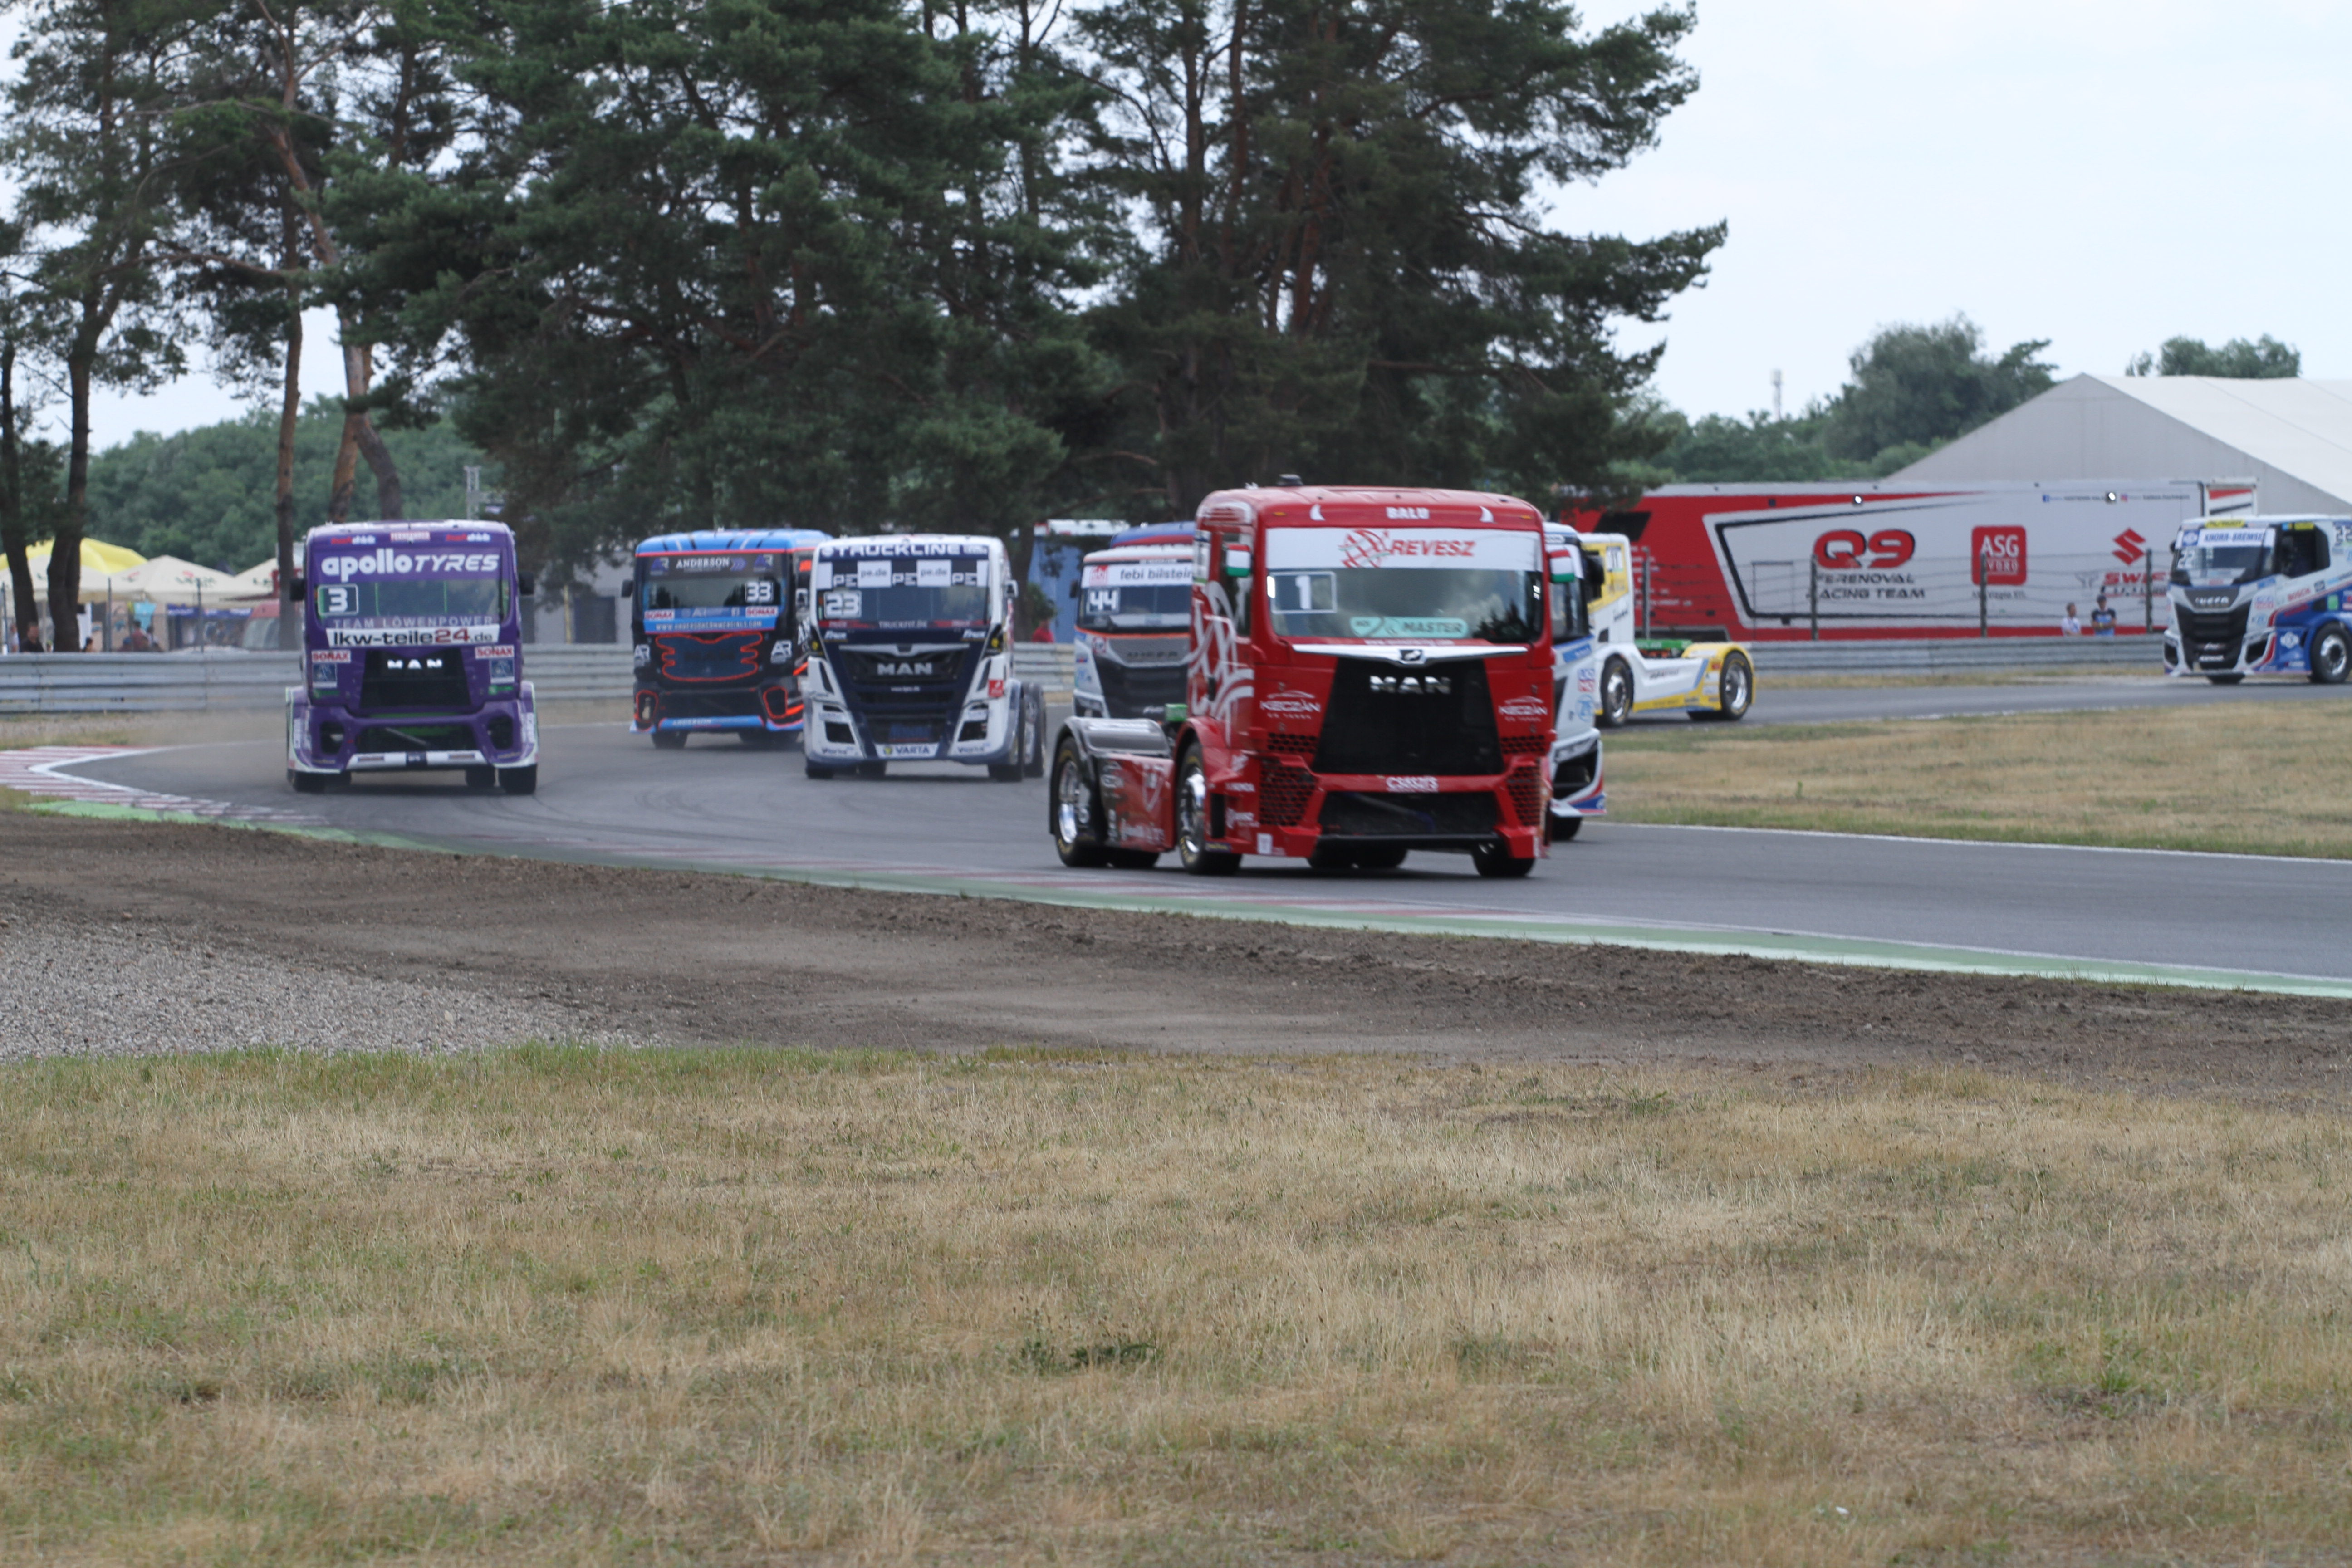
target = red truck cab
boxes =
[1048,485,1558,878]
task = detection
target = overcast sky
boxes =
[82,0,2352,448]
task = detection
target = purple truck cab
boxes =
[284,520,539,795]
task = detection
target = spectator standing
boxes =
[2059,603,2082,635]
[2090,595,2117,636]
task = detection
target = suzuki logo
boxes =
[2112,528,2147,566]
[1368,673,1451,696]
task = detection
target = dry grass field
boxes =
[5,1046,2351,1565]
[1608,700,2352,857]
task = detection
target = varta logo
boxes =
[1367,673,1451,696]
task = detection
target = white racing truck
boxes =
[2166,515,2352,683]
[1543,534,1604,839]
[800,534,1046,779]
[1072,525,1195,720]
[1564,528,1754,727]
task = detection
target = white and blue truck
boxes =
[2165,515,2352,684]
[800,534,1046,780]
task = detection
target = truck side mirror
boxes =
[288,574,305,599]
[618,574,634,598]
[518,573,535,598]
[1223,546,1251,578]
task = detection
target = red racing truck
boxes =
[1047,485,1561,878]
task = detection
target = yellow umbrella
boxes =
[26,538,147,575]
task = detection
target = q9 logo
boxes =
[1813,529,1916,570]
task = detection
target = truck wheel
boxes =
[498,765,538,795]
[1307,842,1357,871]
[2205,674,2244,686]
[856,760,888,779]
[805,760,836,780]
[1692,652,1752,721]
[1177,744,1241,877]
[2309,625,2350,684]
[652,730,687,750]
[1024,696,1047,778]
[1353,845,1408,870]
[1471,840,1536,878]
[1051,738,1107,867]
[463,765,496,789]
[1597,657,1633,728]
[289,770,328,795]
[1106,849,1161,870]
[1547,814,1582,843]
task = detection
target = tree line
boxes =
[0,0,1723,652]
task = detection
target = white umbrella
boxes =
[93,555,240,605]
[227,559,284,599]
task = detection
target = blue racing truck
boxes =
[800,534,1045,780]
[284,520,538,794]
[628,529,829,747]
[2166,515,2352,683]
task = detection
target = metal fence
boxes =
[1745,635,2161,676]
[0,645,634,715]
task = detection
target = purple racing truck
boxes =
[284,520,539,794]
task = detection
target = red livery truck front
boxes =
[1046,485,1560,878]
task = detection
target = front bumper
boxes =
[1548,731,1605,819]
[632,681,804,734]
[287,684,538,774]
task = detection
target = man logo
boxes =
[1367,673,1451,696]
[873,660,934,677]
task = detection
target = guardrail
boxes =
[1743,635,2162,675]
[1012,643,1076,695]
[0,644,634,714]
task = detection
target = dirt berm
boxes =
[5,808,2348,1100]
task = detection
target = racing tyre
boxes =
[289,769,328,794]
[651,730,687,750]
[1176,744,1241,877]
[498,765,538,796]
[1024,696,1047,778]
[1597,657,1633,728]
[2206,674,2244,686]
[1105,849,1161,870]
[463,765,497,789]
[804,760,836,780]
[989,760,1024,782]
[1471,840,1536,879]
[855,760,888,779]
[1352,845,1408,871]
[1050,738,1107,867]
[2309,625,2350,685]
[1546,813,1582,843]
[1692,651,1753,721]
[1307,841,1357,872]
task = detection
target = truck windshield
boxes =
[314,576,505,621]
[641,570,780,611]
[1263,527,1542,643]
[816,557,991,628]
[1079,561,1191,632]
[2172,534,2271,588]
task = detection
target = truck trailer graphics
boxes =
[2164,515,2352,682]
[1568,479,2255,640]
[284,521,538,794]
[629,528,829,746]
[1048,486,1556,878]
[801,534,1045,780]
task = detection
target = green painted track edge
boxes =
[28,799,2352,1000]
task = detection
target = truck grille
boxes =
[838,647,974,720]
[1094,657,1187,720]
[1318,791,1498,838]
[653,631,763,683]
[1312,658,1503,777]
[2172,603,2248,667]
[660,690,762,720]
[358,649,471,713]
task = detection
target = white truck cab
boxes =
[1072,535,1194,720]
[801,534,1045,779]
[2165,515,2352,684]
[1564,529,1754,726]
[1543,533,1604,838]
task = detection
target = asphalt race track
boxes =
[44,696,2352,997]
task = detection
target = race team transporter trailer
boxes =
[627,529,829,747]
[801,534,1046,780]
[1072,523,1195,720]
[1554,525,1753,729]
[1567,479,2255,640]
[1049,485,1560,878]
[2165,515,2352,683]
[285,520,538,794]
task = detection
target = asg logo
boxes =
[1971,525,2028,586]
[1812,529,1915,570]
